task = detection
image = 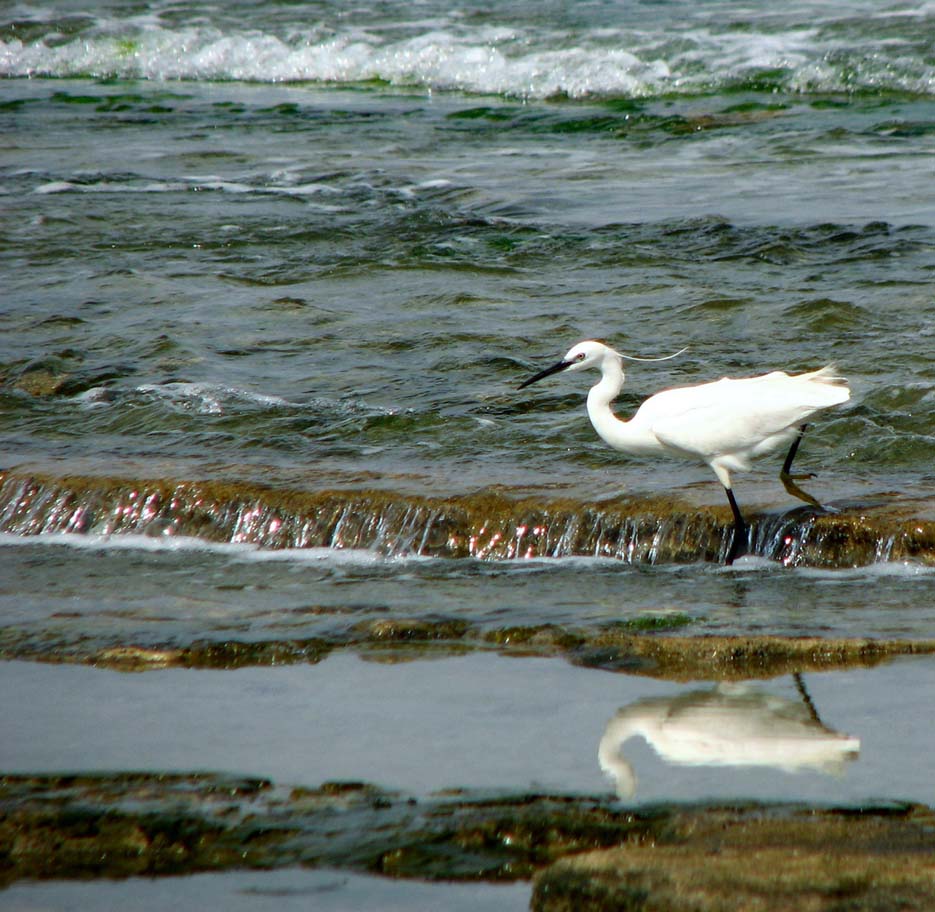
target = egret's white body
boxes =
[519,340,850,562]
[579,346,848,490]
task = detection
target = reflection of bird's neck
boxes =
[597,711,644,798]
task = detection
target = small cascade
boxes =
[0,471,933,568]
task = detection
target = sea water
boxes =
[2,1,935,906]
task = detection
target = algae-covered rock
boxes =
[6,772,935,908]
[11,367,73,397]
[3,619,935,679]
[0,773,646,886]
[7,358,126,398]
[568,632,935,680]
[0,773,278,886]
[532,804,935,911]
[351,617,473,643]
[1,470,934,567]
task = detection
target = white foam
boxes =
[0,528,930,575]
[714,555,778,573]
[2,15,932,97]
[133,382,290,415]
[0,531,385,565]
[33,179,189,194]
[798,561,935,581]
[709,553,935,579]
[34,181,77,195]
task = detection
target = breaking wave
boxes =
[3,8,935,98]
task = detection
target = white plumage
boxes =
[519,340,850,563]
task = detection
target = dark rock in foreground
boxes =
[4,771,935,912]
[533,804,935,912]
[0,773,647,886]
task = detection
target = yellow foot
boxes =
[780,471,822,509]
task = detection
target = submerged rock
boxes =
[1,470,934,567]
[10,367,72,397]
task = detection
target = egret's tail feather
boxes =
[802,365,850,405]
[806,364,848,386]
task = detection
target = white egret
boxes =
[519,340,850,563]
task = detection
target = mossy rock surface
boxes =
[2,470,934,566]
[6,772,935,906]
[533,804,935,911]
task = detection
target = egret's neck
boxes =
[588,354,625,406]
[585,358,659,455]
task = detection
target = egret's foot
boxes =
[780,471,823,509]
[782,504,826,521]
[725,524,749,566]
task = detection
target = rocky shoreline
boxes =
[4,772,935,910]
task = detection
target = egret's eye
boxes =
[575,352,586,361]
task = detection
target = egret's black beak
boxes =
[518,359,572,390]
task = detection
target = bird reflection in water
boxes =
[598,674,860,798]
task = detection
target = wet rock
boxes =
[569,632,934,680]
[10,366,73,397]
[5,772,935,908]
[0,773,648,886]
[1,470,935,567]
[351,617,474,643]
[176,637,332,669]
[7,358,127,398]
[3,618,935,679]
[532,804,935,912]
[94,646,180,669]
[482,624,586,654]
[0,773,277,886]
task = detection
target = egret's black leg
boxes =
[724,486,748,565]
[780,424,822,508]
[782,424,807,476]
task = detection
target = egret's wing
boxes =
[631,377,739,427]
[642,374,836,461]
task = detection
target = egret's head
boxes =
[518,340,620,389]
[562,340,621,373]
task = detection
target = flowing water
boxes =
[2,0,935,907]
